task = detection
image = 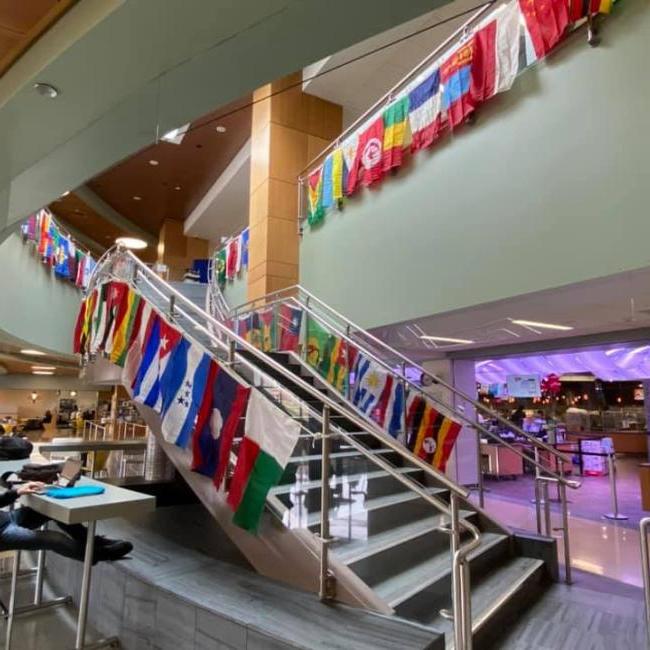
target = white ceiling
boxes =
[373,266,650,360]
[302,0,488,127]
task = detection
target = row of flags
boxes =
[74,281,301,534]
[21,209,96,289]
[215,228,249,288]
[228,304,303,354]
[306,0,614,227]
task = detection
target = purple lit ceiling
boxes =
[475,345,650,384]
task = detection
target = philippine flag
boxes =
[159,338,211,447]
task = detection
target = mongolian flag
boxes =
[440,39,476,128]
[408,68,445,152]
[382,96,410,172]
[346,117,385,195]
[307,166,324,226]
[518,0,569,60]
[569,0,612,20]
[278,304,303,352]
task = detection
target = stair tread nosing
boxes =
[335,508,475,565]
[301,486,449,528]
[286,448,395,464]
[375,531,508,608]
[269,466,422,496]
[427,556,546,639]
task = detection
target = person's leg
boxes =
[0,523,86,562]
[12,507,91,544]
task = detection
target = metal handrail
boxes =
[226,285,580,489]
[295,1,495,183]
[88,246,484,646]
[641,517,650,647]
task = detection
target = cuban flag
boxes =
[408,68,445,152]
[278,305,303,352]
[132,316,181,412]
[191,364,250,486]
[159,338,211,447]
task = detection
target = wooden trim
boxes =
[0,0,78,78]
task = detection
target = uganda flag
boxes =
[382,96,410,172]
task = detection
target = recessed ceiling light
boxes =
[174,185,181,191]
[419,336,475,345]
[149,160,159,166]
[21,349,46,356]
[510,319,574,331]
[61,191,70,197]
[33,82,59,99]
[32,370,54,376]
[31,365,56,371]
[133,195,142,201]
[116,236,147,250]
[215,125,227,133]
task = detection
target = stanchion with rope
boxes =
[603,452,628,521]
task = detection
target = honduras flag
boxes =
[132,316,181,411]
[159,338,211,447]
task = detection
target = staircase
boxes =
[84,248,570,650]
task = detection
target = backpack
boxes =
[0,436,33,460]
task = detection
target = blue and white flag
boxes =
[159,338,211,447]
[352,354,389,417]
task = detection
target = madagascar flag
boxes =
[382,96,410,172]
[227,391,300,534]
[518,0,569,59]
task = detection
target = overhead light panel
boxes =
[21,349,46,356]
[419,335,475,345]
[31,365,55,371]
[33,82,59,99]
[132,195,142,201]
[510,319,574,331]
[149,160,159,166]
[32,370,54,376]
[161,123,189,145]
[116,237,147,250]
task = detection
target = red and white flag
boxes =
[346,117,385,195]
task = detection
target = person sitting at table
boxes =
[0,482,132,563]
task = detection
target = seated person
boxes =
[0,482,132,563]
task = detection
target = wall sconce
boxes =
[30,391,38,404]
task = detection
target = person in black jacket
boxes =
[0,482,132,562]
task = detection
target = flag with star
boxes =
[278,304,303,352]
[351,354,389,417]
[159,337,212,447]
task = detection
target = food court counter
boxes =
[566,430,649,454]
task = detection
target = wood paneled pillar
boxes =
[157,218,209,281]
[247,73,342,300]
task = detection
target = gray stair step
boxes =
[426,556,546,648]
[375,531,507,609]
[336,510,462,565]
[269,466,422,497]
[287,448,395,464]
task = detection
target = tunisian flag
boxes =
[345,117,385,195]
[519,0,569,59]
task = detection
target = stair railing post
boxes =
[604,452,628,521]
[319,405,335,601]
[559,480,572,585]
[475,420,484,509]
[450,492,466,650]
[345,325,352,401]
[640,518,650,647]
[542,481,551,537]
[168,295,176,322]
[533,447,543,535]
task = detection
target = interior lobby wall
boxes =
[0,232,82,354]
[300,0,650,330]
[0,389,97,419]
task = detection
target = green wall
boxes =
[300,1,650,330]
[222,268,248,310]
[0,233,81,354]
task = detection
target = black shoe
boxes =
[94,535,120,548]
[94,541,133,563]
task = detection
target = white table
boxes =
[5,476,155,649]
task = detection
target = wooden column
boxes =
[157,218,209,281]
[247,73,342,300]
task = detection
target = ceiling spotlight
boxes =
[33,82,59,99]
[215,125,227,133]
[31,366,55,371]
[133,195,142,201]
[510,319,574,331]
[419,335,475,345]
[61,191,70,197]
[32,370,54,376]
[21,349,46,356]
[116,236,148,250]
[174,185,181,191]
[149,160,159,166]
[70,390,77,397]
